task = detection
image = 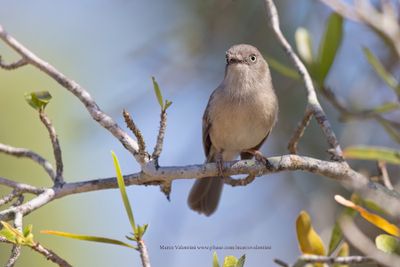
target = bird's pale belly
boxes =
[209,104,271,151]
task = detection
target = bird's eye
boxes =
[249,55,257,62]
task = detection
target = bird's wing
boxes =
[202,89,218,160]
[240,131,270,160]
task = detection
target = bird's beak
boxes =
[226,54,244,65]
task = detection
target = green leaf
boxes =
[223,256,238,267]
[376,234,400,254]
[24,91,52,111]
[152,76,164,109]
[111,151,136,233]
[343,146,400,165]
[363,47,400,96]
[213,251,220,267]
[371,102,400,114]
[164,100,173,110]
[265,55,300,80]
[333,242,349,267]
[316,13,343,84]
[134,224,148,240]
[328,223,342,256]
[41,230,136,249]
[295,27,313,64]
[0,221,35,246]
[236,254,246,267]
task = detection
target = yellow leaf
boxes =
[335,195,400,237]
[296,210,326,263]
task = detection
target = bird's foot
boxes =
[243,149,273,170]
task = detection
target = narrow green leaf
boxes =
[23,224,33,237]
[372,102,400,114]
[236,254,246,267]
[333,242,349,267]
[111,151,136,233]
[363,47,400,96]
[295,27,313,64]
[213,251,220,267]
[24,91,52,111]
[164,100,173,110]
[376,234,400,254]
[343,146,400,165]
[152,76,164,109]
[265,55,300,80]
[316,13,343,84]
[0,221,35,246]
[223,256,238,267]
[41,230,136,249]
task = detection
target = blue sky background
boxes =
[0,0,399,266]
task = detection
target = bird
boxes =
[187,44,279,216]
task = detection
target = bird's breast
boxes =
[208,90,277,152]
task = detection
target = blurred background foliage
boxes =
[0,0,399,266]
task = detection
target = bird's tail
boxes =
[187,175,224,216]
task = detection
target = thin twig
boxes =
[287,108,313,154]
[6,212,23,267]
[0,24,142,163]
[0,177,44,195]
[274,259,290,267]
[224,174,255,186]
[0,56,27,70]
[39,110,64,184]
[377,161,394,190]
[264,0,344,160]
[340,215,400,267]
[152,110,167,160]
[0,236,72,267]
[0,190,21,206]
[0,143,56,181]
[31,243,72,267]
[300,254,374,264]
[137,239,151,267]
[122,109,147,160]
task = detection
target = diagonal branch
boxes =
[264,0,344,160]
[340,216,400,267]
[0,24,143,164]
[287,108,313,154]
[39,110,64,184]
[0,143,56,180]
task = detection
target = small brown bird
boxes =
[187,44,279,216]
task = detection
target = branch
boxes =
[377,161,393,190]
[0,143,56,181]
[152,109,167,160]
[0,177,44,195]
[340,216,400,267]
[0,236,72,267]
[39,110,64,184]
[0,24,142,163]
[0,190,21,206]
[274,255,374,266]
[287,108,312,154]
[264,0,344,160]
[137,239,151,267]
[5,212,23,267]
[0,154,399,222]
[0,57,27,70]
[123,110,148,161]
